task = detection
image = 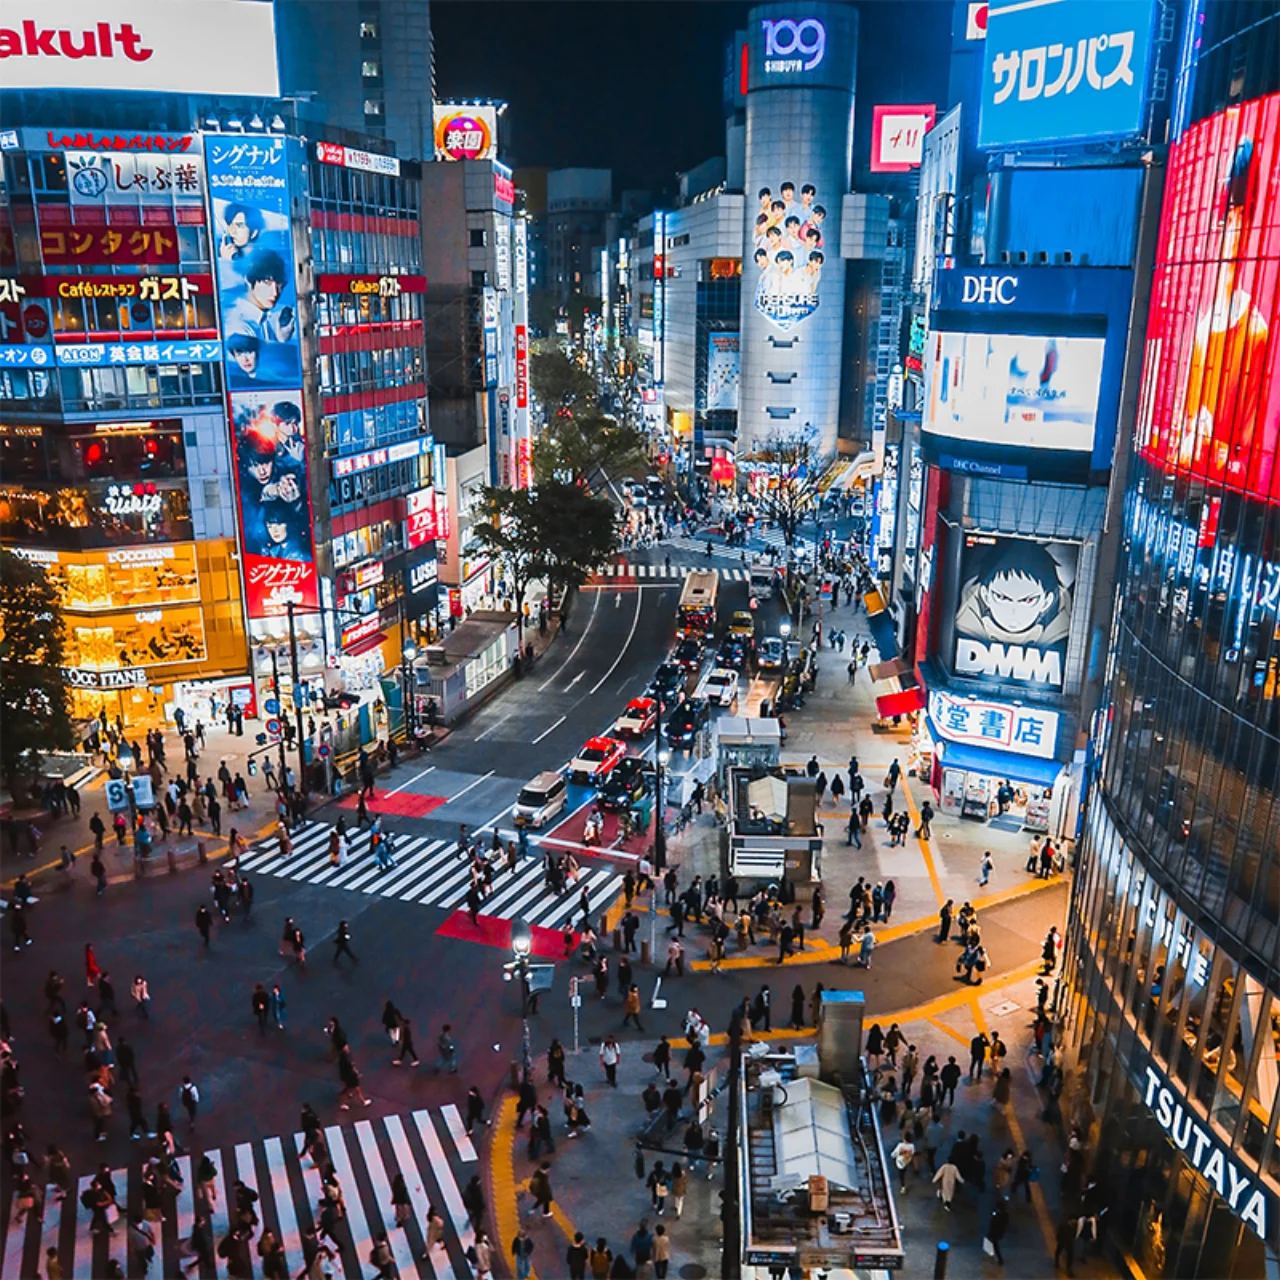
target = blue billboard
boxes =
[979,0,1155,149]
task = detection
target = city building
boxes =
[276,0,436,161]
[420,117,529,625]
[1062,1,1280,1273]
[544,167,613,310]
[0,1,435,766]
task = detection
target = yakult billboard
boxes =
[0,0,280,96]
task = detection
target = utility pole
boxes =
[286,602,307,796]
[268,647,287,780]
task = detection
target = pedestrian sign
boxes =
[264,698,280,715]
[104,778,130,812]
[568,976,578,998]
[527,963,555,994]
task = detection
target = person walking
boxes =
[979,850,994,887]
[195,905,212,948]
[269,984,287,1031]
[1042,926,1061,974]
[939,1056,961,1107]
[647,1162,669,1216]
[333,920,357,964]
[917,801,933,840]
[937,898,954,943]
[528,1162,554,1218]
[393,1017,420,1066]
[511,1226,535,1280]
[180,1075,200,1126]
[891,1135,916,1192]
[984,1200,1010,1265]
[969,1032,990,1081]
[131,974,151,1020]
[337,1047,370,1109]
[465,1086,488,1135]
[932,1158,964,1210]
[622,985,644,1031]
[599,1034,622,1086]
[251,983,270,1035]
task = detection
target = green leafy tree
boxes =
[0,548,73,792]
[471,486,544,628]
[529,345,596,416]
[533,411,648,493]
[747,435,820,547]
[537,479,620,602]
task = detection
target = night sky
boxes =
[431,0,954,195]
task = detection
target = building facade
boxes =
[1062,2,1280,1273]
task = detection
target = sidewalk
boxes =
[651,589,1069,971]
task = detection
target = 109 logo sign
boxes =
[762,18,826,72]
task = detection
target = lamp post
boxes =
[651,746,670,961]
[508,918,534,1083]
[401,643,417,746]
[285,602,307,797]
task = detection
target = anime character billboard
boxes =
[952,534,1078,689]
[750,180,826,332]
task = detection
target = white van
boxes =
[514,771,568,827]
[749,563,775,600]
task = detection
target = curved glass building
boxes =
[1063,1,1280,1275]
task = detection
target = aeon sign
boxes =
[962,274,1018,305]
[761,17,826,72]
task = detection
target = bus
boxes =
[677,569,719,636]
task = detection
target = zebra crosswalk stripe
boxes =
[2,1110,475,1280]
[242,821,626,928]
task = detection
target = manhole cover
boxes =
[988,999,1020,1017]
[679,1266,709,1279]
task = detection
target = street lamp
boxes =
[506,918,534,1082]
[401,643,417,746]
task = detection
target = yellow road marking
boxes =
[898,777,945,908]
[926,1016,971,1048]
[491,1097,534,1280]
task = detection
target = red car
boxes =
[615,697,658,737]
[567,736,627,785]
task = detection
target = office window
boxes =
[363,99,383,117]
[362,60,381,78]
[360,20,378,37]
[469,229,486,248]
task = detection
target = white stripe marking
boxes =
[3,1192,28,1280]
[411,1111,474,1255]
[355,1121,419,1279]
[387,764,437,796]
[324,1127,375,1280]
[531,717,565,744]
[205,1149,230,1278]
[440,1106,478,1163]
[384,1117,440,1278]
[234,1143,261,1278]
[264,1137,301,1278]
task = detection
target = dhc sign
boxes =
[961,274,1017,305]
[1142,1060,1271,1240]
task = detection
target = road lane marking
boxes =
[531,716,566,744]
[538,588,600,690]
[444,770,496,805]
[590,588,644,694]
[473,715,510,743]
[387,765,436,797]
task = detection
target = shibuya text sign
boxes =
[761,17,825,72]
[0,0,279,96]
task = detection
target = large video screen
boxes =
[1134,91,1280,504]
[952,532,1079,691]
[925,330,1106,454]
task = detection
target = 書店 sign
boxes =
[0,0,280,96]
[928,689,1058,759]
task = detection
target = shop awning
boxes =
[868,657,909,682]
[342,631,387,659]
[875,685,926,718]
[929,727,1064,789]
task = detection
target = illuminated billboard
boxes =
[870,104,937,172]
[706,333,740,412]
[925,330,1105,453]
[207,135,317,618]
[433,105,497,162]
[750,179,827,332]
[0,0,279,96]
[1134,91,1280,505]
[952,533,1078,690]
[979,0,1155,149]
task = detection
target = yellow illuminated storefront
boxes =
[12,539,249,731]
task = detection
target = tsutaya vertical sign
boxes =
[1140,1059,1271,1240]
[652,211,666,387]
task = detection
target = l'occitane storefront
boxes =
[13,539,249,731]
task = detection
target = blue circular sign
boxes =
[264,698,280,715]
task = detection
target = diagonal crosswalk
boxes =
[0,1107,477,1280]
[236,822,626,930]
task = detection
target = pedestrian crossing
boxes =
[596,561,755,582]
[0,1107,477,1280]
[236,821,626,931]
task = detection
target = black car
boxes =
[717,636,748,671]
[671,637,704,672]
[647,662,687,707]
[664,697,710,749]
[597,756,654,811]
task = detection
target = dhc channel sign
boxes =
[762,18,826,72]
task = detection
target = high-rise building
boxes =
[544,168,613,309]
[1062,3,1280,1274]
[276,0,435,160]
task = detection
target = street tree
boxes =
[536,479,620,605]
[533,411,648,492]
[0,548,73,792]
[471,485,543,627]
[746,434,821,547]
[529,344,596,416]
